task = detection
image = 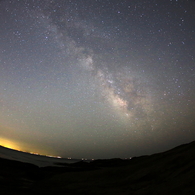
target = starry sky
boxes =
[0,0,195,159]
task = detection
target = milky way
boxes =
[0,0,195,159]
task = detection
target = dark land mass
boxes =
[1,141,195,194]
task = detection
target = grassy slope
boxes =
[1,141,195,194]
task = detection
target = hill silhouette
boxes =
[1,140,195,194]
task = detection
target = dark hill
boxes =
[1,141,195,194]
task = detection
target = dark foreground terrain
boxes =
[1,141,195,195]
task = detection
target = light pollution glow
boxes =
[0,137,56,157]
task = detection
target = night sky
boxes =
[0,0,195,159]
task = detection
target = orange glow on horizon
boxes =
[0,138,23,151]
[0,138,60,158]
